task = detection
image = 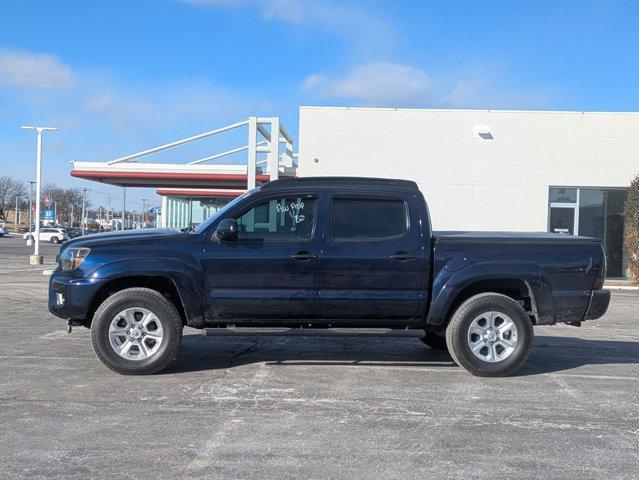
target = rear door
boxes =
[202,190,322,321]
[319,191,425,320]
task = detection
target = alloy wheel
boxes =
[467,311,518,363]
[108,307,164,361]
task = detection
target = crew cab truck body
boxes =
[49,177,610,376]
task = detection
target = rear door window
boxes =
[331,198,408,240]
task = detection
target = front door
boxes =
[319,192,425,320]
[202,191,322,322]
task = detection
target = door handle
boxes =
[391,252,416,261]
[292,251,317,260]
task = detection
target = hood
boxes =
[62,228,186,249]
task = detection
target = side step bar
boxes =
[202,327,426,339]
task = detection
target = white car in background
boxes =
[23,227,69,244]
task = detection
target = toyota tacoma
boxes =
[49,177,610,376]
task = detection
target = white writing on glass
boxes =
[276,201,306,223]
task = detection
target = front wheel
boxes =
[91,288,183,375]
[50,236,59,244]
[446,293,533,377]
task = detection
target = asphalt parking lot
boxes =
[0,234,638,479]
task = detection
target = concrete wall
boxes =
[297,106,639,231]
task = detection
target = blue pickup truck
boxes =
[49,177,610,377]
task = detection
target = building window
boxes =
[166,196,233,229]
[548,187,628,278]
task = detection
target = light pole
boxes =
[27,181,35,245]
[142,198,148,228]
[21,126,58,264]
[121,187,126,230]
[81,188,90,235]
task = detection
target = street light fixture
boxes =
[21,125,58,265]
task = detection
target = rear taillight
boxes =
[594,248,606,289]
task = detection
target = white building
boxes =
[298,107,639,278]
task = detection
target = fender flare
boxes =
[89,257,203,326]
[426,261,555,326]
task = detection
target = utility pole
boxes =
[15,195,19,231]
[70,203,74,227]
[21,125,58,264]
[54,201,57,225]
[81,188,90,235]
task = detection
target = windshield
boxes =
[193,188,258,234]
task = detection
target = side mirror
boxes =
[215,218,238,241]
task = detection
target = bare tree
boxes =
[0,176,26,218]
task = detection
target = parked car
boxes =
[49,177,610,377]
[60,227,82,239]
[0,224,9,237]
[24,227,69,244]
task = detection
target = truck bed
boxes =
[433,231,601,244]
[429,231,606,326]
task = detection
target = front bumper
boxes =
[48,271,106,320]
[583,288,611,321]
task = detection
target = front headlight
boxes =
[60,247,91,271]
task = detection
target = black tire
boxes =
[50,236,59,244]
[445,293,533,377]
[91,287,183,375]
[420,332,448,350]
[27,235,34,242]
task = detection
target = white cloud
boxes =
[301,61,555,110]
[0,47,73,89]
[176,0,396,61]
[440,75,554,109]
[302,62,432,107]
[176,0,305,23]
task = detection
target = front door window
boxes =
[236,196,317,241]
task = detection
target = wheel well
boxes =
[85,276,188,326]
[446,279,537,325]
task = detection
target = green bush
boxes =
[624,175,639,282]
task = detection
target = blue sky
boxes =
[1,0,638,209]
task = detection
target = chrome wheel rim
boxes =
[467,311,518,363]
[108,307,163,361]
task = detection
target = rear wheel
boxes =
[446,293,533,377]
[91,288,183,375]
